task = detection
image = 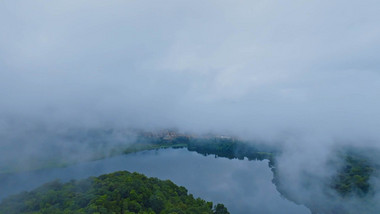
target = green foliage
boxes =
[186,137,276,167]
[333,155,374,197]
[0,171,229,214]
[213,204,229,214]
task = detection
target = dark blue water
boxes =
[0,148,310,214]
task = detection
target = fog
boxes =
[1,0,380,213]
[2,0,380,137]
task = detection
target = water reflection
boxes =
[0,148,310,214]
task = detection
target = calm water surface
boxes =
[0,148,310,214]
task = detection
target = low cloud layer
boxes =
[1,1,380,137]
[1,1,380,140]
[1,1,380,212]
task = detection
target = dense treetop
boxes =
[0,171,229,214]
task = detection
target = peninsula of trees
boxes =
[0,171,229,214]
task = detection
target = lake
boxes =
[0,148,310,214]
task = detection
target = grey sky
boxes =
[1,1,380,143]
[0,1,379,135]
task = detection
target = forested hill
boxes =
[0,171,229,214]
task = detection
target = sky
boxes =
[1,1,380,142]
[1,1,380,212]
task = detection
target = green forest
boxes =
[0,171,229,214]
[332,154,374,197]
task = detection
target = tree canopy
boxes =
[0,171,229,214]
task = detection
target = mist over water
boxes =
[1,0,380,213]
[0,149,310,214]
